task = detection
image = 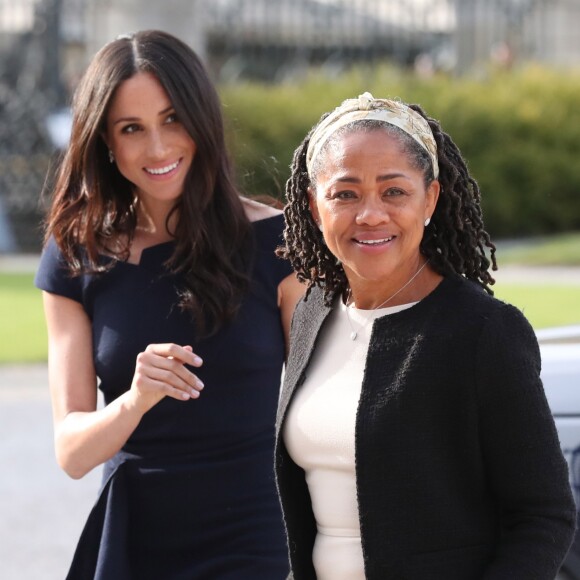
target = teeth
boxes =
[146,161,179,175]
[358,237,393,245]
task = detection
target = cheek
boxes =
[177,127,196,153]
[115,142,142,169]
[113,151,133,174]
[317,207,337,234]
[320,205,348,231]
[319,210,351,254]
[112,149,142,184]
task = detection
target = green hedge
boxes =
[219,65,580,237]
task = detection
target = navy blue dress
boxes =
[35,215,292,580]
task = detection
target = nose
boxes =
[355,196,390,226]
[147,129,170,160]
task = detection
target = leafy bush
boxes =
[219,65,580,237]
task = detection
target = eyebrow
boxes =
[334,172,407,184]
[112,105,174,126]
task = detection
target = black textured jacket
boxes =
[275,275,575,580]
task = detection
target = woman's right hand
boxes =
[128,343,204,414]
[43,293,206,478]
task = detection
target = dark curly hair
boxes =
[277,102,497,305]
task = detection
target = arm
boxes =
[476,303,575,579]
[277,273,306,358]
[43,292,204,479]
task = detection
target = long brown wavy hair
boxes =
[43,30,252,334]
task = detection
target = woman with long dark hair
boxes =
[35,29,303,579]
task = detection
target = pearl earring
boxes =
[108,150,115,164]
[424,217,431,227]
[318,223,323,232]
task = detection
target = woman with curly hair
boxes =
[275,92,574,579]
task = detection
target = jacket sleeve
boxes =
[476,302,576,579]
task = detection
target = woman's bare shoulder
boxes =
[241,196,283,222]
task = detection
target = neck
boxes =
[347,258,435,310]
[135,199,177,244]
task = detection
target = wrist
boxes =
[119,389,152,419]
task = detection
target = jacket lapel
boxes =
[276,286,334,435]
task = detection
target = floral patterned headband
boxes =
[306,92,439,179]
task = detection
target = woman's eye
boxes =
[121,124,140,134]
[165,113,178,124]
[384,188,405,197]
[334,190,356,200]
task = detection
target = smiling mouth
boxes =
[356,236,394,245]
[144,160,180,175]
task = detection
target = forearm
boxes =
[482,509,576,579]
[55,390,145,479]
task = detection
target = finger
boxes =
[145,343,203,367]
[146,376,200,401]
[181,345,203,368]
[137,351,204,391]
[161,358,205,395]
[133,366,202,401]
[147,364,204,396]
[162,355,205,391]
[134,351,203,394]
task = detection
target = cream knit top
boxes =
[283,300,415,579]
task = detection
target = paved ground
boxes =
[492,264,580,286]
[0,364,101,580]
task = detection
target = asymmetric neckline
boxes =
[103,213,283,269]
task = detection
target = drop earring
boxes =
[424,217,431,227]
[108,149,115,164]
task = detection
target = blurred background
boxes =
[1,0,580,253]
[0,1,579,579]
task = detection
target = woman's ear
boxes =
[425,179,440,220]
[308,186,321,228]
[101,132,115,164]
[100,131,110,150]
